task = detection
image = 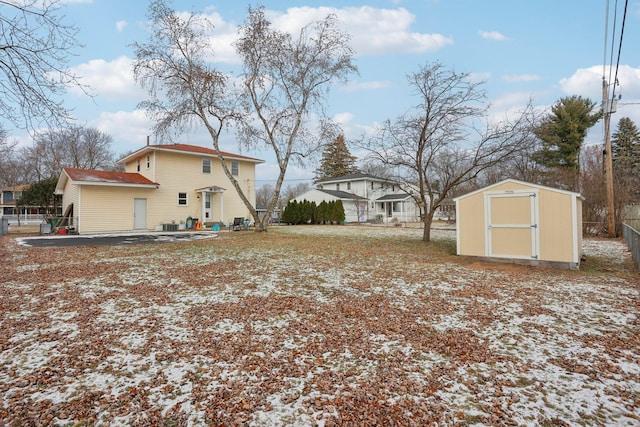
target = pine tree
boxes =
[314,135,359,182]
[612,117,640,203]
[612,117,640,171]
[533,96,600,172]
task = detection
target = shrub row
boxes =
[281,199,345,225]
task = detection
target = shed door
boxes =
[134,198,147,230]
[486,192,539,259]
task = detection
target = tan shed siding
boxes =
[457,192,485,256]
[79,186,155,233]
[62,180,79,217]
[576,198,583,260]
[538,189,573,262]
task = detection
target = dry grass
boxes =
[0,225,638,426]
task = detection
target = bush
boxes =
[282,199,345,225]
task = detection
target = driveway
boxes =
[15,232,217,247]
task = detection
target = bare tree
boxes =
[233,7,356,231]
[255,184,275,208]
[22,126,116,180]
[133,1,357,232]
[364,62,537,241]
[279,182,312,208]
[0,0,88,130]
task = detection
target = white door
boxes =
[485,191,539,260]
[134,198,147,230]
[203,192,212,221]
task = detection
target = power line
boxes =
[611,0,629,102]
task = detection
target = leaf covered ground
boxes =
[0,225,638,426]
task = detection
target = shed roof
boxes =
[55,168,159,194]
[453,179,583,201]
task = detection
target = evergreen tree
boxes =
[16,177,59,215]
[533,96,600,171]
[334,200,345,224]
[612,117,640,171]
[316,201,328,224]
[314,135,359,182]
[612,117,640,203]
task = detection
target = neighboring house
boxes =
[293,173,422,223]
[54,143,264,234]
[1,185,27,218]
[291,188,368,223]
[0,184,60,224]
[256,203,281,223]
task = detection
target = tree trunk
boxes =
[255,217,268,232]
[421,211,435,242]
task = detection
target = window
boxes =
[336,183,340,191]
[177,192,188,206]
[146,155,150,168]
[231,160,239,176]
[202,158,211,174]
[137,159,141,172]
[347,182,351,190]
[371,182,374,190]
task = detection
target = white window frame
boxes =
[231,160,239,176]
[177,192,188,206]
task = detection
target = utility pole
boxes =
[602,77,616,237]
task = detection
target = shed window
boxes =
[202,158,211,174]
[231,160,239,176]
[177,192,188,206]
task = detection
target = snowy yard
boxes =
[0,225,638,425]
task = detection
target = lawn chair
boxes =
[231,217,244,231]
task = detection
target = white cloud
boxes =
[91,109,153,154]
[503,74,542,83]
[341,80,391,92]
[270,6,453,57]
[68,56,144,101]
[165,5,452,65]
[560,65,640,100]
[468,72,492,83]
[115,20,127,32]
[479,30,508,41]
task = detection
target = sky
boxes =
[6,0,640,187]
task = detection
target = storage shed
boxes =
[454,179,583,269]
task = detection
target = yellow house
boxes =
[454,179,583,270]
[54,144,264,234]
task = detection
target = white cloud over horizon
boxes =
[479,30,508,41]
[115,20,127,32]
[68,56,144,101]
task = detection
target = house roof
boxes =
[55,168,159,194]
[1,184,30,192]
[376,192,413,202]
[118,143,265,164]
[317,189,368,200]
[453,178,584,201]
[317,172,398,184]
